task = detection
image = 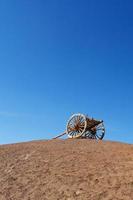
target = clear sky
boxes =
[0,0,133,144]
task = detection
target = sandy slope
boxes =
[0,139,133,200]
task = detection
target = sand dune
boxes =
[0,139,133,200]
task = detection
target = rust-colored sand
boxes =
[0,139,133,200]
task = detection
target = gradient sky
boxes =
[0,0,133,144]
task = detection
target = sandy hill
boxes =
[0,139,133,200]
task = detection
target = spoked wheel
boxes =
[83,131,97,139]
[95,122,105,140]
[66,113,87,138]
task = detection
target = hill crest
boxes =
[0,139,133,200]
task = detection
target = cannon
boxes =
[53,113,105,140]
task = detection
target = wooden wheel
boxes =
[82,122,105,140]
[95,122,105,140]
[66,113,87,138]
[83,130,97,139]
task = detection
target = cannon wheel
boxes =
[66,113,87,138]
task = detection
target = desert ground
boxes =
[0,139,133,200]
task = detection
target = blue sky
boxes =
[0,0,133,144]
